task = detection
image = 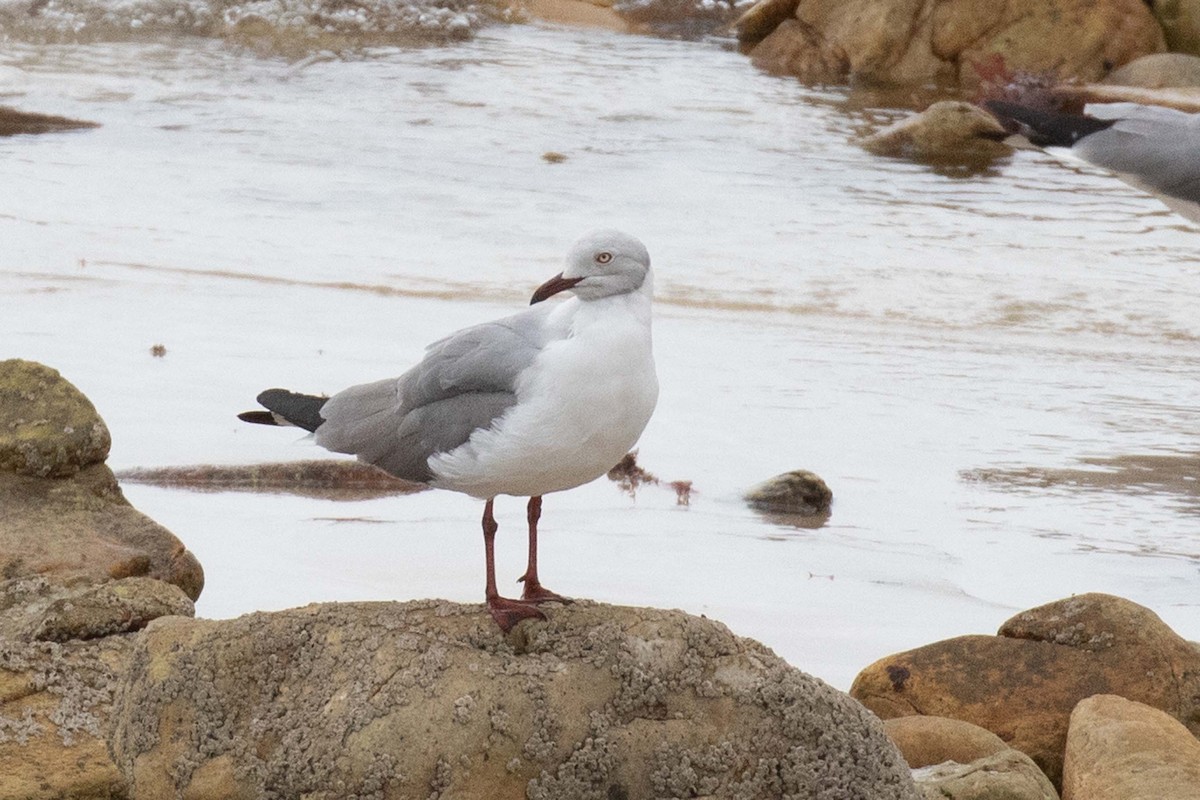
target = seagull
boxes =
[238,229,659,632]
[984,99,1200,222]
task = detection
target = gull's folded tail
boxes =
[238,388,328,432]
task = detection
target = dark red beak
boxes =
[530,273,584,305]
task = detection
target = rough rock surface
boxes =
[859,101,1009,159]
[739,0,1165,87]
[1062,694,1200,800]
[111,600,920,800]
[0,575,197,800]
[849,593,1200,786]
[913,749,1058,800]
[0,359,110,478]
[883,715,1009,769]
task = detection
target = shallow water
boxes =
[3,25,1198,689]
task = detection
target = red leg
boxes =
[518,495,571,604]
[482,498,544,632]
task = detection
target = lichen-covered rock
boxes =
[1062,694,1200,800]
[740,0,1165,87]
[0,465,203,601]
[111,600,921,800]
[30,577,194,643]
[849,594,1200,787]
[859,101,1009,160]
[0,359,110,478]
[913,749,1058,800]
[0,576,143,800]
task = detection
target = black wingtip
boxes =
[238,410,278,425]
[983,100,1117,147]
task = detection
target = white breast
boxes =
[427,291,658,499]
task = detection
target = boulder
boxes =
[740,0,1165,87]
[0,359,110,478]
[0,360,203,599]
[913,749,1058,800]
[1104,52,1200,88]
[1,463,204,601]
[859,101,1009,159]
[1147,0,1200,56]
[849,594,1200,786]
[111,600,921,800]
[0,575,197,800]
[883,715,1010,769]
[1062,694,1200,800]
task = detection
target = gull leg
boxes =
[518,495,572,604]
[482,498,545,632]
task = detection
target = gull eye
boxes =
[596,251,613,264]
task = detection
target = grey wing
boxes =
[1078,104,1200,202]
[314,307,551,483]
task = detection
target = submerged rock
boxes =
[744,469,832,516]
[859,101,1009,161]
[111,600,921,800]
[850,593,1200,787]
[0,106,99,136]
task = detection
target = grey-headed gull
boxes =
[985,99,1200,221]
[239,229,658,631]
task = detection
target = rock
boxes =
[611,0,747,37]
[913,749,1058,800]
[744,469,832,515]
[884,715,1010,769]
[0,360,203,600]
[849,593,1200,787]
[0,106,99,137]
[518,0,632,33]
[0,359,110,478]
[111,600,921,800]
[1104,52,1200,88]
[859,101,1009,159]
[1062,694,1200,800]
[1147,0,1200,56]
[0,574,194,799]
[30,577,194,643]
[733,0,798,46]
[0,633,131,800]
[741,0,1165,87]
[1,463,204,601]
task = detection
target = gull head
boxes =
[531,229,651,304]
